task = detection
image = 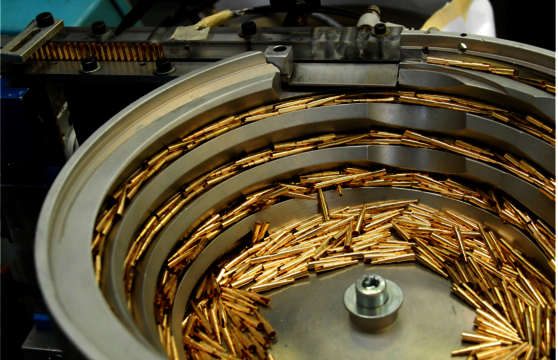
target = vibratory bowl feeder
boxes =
[24,11,556,360]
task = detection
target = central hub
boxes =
[344,274,403,330]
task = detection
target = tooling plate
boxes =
[261,262,475,360]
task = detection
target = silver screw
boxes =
[458,43,467,53]
[344,273,403,330]
[356,274,388,308]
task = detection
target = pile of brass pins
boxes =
[91,93,556,300]
[153,167,555,321]
[175,271,274,360]
[29,42,165,62]
[426,56,556,94]
[168,191,554,359]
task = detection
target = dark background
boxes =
[489,0,555,51]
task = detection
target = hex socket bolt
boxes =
[356,274,388,308]
[344,273,403,330]
[79,56,101,74]
[153,58,176,75]
[36,12,54,27]
[241,21,257,37]
[91,21,108,35]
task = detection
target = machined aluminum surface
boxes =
[344,275,403,330]
[355,274,390,309]
[35,39,555,360]
[399,62,555,122]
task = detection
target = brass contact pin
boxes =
[343,221,354,251]
[453,226,467,263]
[450,341,502,356]
[317,188,330,221]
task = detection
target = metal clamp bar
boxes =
[1,18,63,62]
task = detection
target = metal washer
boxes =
[344,278,403,330]
[78,63,102,74]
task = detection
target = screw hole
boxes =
[374,23,386,32]
[273,45,287,52]
[461,33,467,37]
[52,61,58,65]
[422,46,430,54]
[184,45,190,52]
[363,276,380,289]
[139,62,146,66]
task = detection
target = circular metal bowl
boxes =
[35,33,555,360]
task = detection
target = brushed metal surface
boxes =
[289,63,399,86]
[264,262,470,360]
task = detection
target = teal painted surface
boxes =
[1,0,139,36]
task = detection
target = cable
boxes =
[310,13,343,27]
[157,4,362,28]
[109,0,127,20]
[317,6,361,20]
[248,5,361,20]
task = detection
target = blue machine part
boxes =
[1,78,62,181]
[1,0,139,36]
[33,313,53,330]
[0,77,27,99]
[0,77,36,166]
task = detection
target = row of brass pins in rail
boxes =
[426,56,556,94]
[29,42,165,62]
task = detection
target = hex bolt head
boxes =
[344,274,403,330]
[241,21,257,37]
[91,21,108,35]
[81,56,99,72]
[367,5,380,15]
[156,58,172,73]
[374,23,387,35]
[356,274,388,308]
[153,57,175,76]
[36,12,54,27]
